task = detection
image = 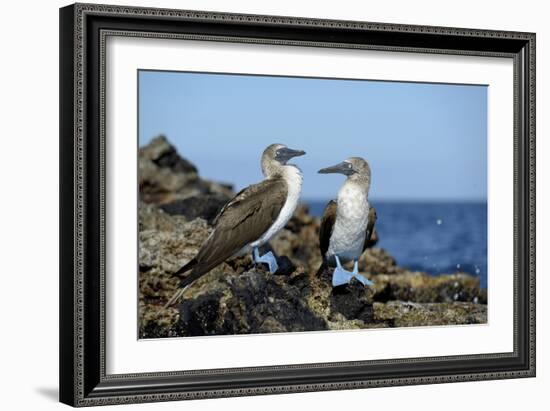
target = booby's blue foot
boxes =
[332,256,353,287]
[332,266,354,287]
[332,257,374,287]
[351,260,374,286]
[253,248,279,273]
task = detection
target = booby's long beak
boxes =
[276,147,306,163]
[318,161,353,175]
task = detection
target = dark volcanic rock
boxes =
[138,200,488,337]
[177,270,327,336]
[139,204,212,275]
[141,134,197,173]
[369,272,487,304]
[373,301,487,327]
[330,281,375,323]
[160,193,229,224]
[269,204,323,274]
[179,292,225,336]
[139,135,234,204]
[151,144,197,173]
[359,247,404,275]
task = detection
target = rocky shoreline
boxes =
[138,136,487,338]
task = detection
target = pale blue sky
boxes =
[139,70,487,201]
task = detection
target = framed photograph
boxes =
[59,3,536,407]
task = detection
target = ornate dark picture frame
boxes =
[59,3,536,407]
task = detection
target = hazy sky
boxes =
[139,70,487,201]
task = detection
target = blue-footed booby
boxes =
[318,157,376,287]
[164,144,305,307]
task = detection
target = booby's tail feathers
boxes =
[163,287,187,309]
[173,257,198,278]
[163,259,201,309]
[178,267,208,289]
[163,269,203,309]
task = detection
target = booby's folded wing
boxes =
[319,200,337,259]
[182,177,288,284]
[362,206,377,251]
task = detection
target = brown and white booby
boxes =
[318,157,376,287]
[164,144,305,307]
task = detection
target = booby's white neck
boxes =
[279,164,303,192]
[340,177,370,198]
[251,165,302,248]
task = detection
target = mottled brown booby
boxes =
[318,157,376,287]
[164,144,305,307]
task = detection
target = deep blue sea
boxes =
[307,201,487,289]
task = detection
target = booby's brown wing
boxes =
[319,200,337,260]
[362,206,377,251]
[180,177,288,286]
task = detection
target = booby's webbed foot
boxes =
[351,260,374,286]
[332,257,374,287]
[332,266,354,287]
[253,248,279,273]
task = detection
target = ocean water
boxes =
[307,201,487,289]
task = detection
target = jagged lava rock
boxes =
[139,203,212,274]
[160,193,230,224]
[373,301,487,327]
[178,269,327,336]
[370,272,487,304]
[139,135,234,205]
